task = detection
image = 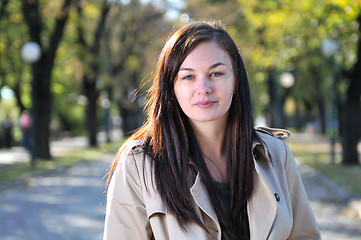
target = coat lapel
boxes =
[248,161,277,239]
[190,173,221,239]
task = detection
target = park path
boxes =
[0,157,111,240]
[0,132,361,239]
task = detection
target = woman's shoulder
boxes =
[116,138,148,161]
[113,138,147,171]
[123,139,146,155]
[255,126,292,159]
[111,138,152,184]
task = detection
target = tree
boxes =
[75,0,110,147]
[102,0,168,135]
[316,2,361,164]
[21,0,73,160]
[340,14,361,165]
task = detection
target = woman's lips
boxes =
[195,100,216,109]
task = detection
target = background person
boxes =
[2,114,13,148]
[19,110,31,150]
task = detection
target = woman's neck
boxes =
[190,120,228,182]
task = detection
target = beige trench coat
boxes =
[103,129,321,240]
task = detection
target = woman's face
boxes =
[174,41,235,126]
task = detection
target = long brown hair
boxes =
[106,21,260,239]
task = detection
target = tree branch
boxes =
[21,0,42,44]
[47,0,73,65]
[76,0,88,48]
[92,0,110,55]
[0,0,10,19]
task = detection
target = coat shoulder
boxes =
[255,126,291,140]
[255,127,292,165]
[123,139,146,156]
[114,139,147,173]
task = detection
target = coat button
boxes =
[274,193,280,202]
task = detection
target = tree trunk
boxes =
[31,55,51,159]
[341,15,361,165]
[280,85,293,128]
[83,75,99,147]
[22,0,72,161]
[342,101,360,165]
[77,0,110,147]
[312,67,327,134]
[316,97,326,134]
[118,101,141,136]
[294,101,303,131]
[13,82,26,115]
[267,69,282,128]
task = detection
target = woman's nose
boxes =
[197,76,212,95]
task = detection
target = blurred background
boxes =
[1,0,360,165]
[0,0,361,239]
[1,0,361,164]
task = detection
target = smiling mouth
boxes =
[195,101,217,109]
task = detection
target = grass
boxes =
[287,133,361,197]
[0,139,125,184]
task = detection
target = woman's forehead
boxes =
[179,41,232,68]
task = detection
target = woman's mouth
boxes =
[195,100,217,109]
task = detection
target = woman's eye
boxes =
[183,75,194,80]
[211,72,222,77]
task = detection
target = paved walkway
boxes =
[0,132,361,239]
[0,157,111,240]
[299,162,361,239]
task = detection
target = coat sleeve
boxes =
[282,141,321,240]
[103,147,152,240]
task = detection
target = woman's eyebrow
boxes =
[179,67,194,72]
[210,62,226,69]
[179,62,226,72]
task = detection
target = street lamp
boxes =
[321,38,339,164]
[21,42,41,63]
[321,39,339,58]
[280,72,295,89]
[20,41,42,167]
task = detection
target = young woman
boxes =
[103,21,320,240]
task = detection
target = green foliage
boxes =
[51,41,85,135]
[0,1,29,106]
[101,0,170,109]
